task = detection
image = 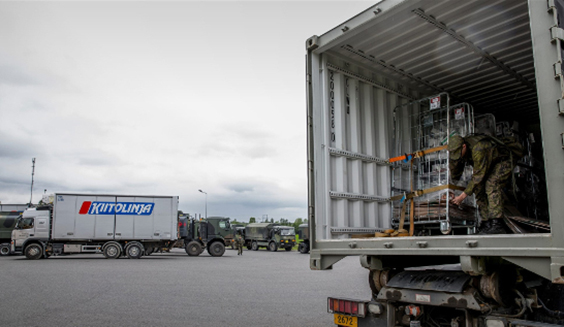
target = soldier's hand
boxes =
[451,192,467,206]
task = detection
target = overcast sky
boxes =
[0,1,374,222]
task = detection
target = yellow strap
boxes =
[388,145,448,163]
[390,184,465,202]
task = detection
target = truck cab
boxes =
[272,226,295,252]
[182,218,226,257]
[11,207,51,255]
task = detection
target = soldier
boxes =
[235,230,244,255]
[448,134,515,234]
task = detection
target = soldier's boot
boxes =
[479,219,507,235]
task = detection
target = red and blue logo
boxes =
[79,201,154,216]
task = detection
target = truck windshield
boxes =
[219,221,230,229]
[280,228,295,236]
[15,217,34,230]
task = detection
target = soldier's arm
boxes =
[464,143,493,195]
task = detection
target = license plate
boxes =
[333,314,357,327]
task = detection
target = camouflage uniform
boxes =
[235,233,244,255]
[449,135,513,221]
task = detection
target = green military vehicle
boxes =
[205,216,233,247]
[296,223,309,254]
[181,217,227,257]
[0,204,27,255]
[245,223,295,252]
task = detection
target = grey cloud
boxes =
[0,64,40,86]
[0,133,43,159]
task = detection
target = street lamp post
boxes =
[198,189,207,218]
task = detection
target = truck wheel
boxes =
[103,242,122,259]
[246,243,252,250]
[251,241,258,251]
[285,247,292,252]
[185,241,202,256]
[208,242,225,257]
[24,243,43,260]
[0,244,10,256]
[125,242,144,259]
[268,242,277,252]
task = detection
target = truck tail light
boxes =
[327,297,366,318]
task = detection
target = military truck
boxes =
[296,223,309,254]
[12,194,178,259]
[0,204,27,255]
[181,217,226,257]
[245,223,295,252]
[307,1,564,326]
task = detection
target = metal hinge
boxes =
[558,99,564,115]
[551,26,564,42]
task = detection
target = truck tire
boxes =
[268,242,277,252]
[125,242,144,259]
[285,247,292,252]
[208,241,225,257]
[24,243,43,260]
[246,242,252,250]
[0,243,10,256]
[251,241,258,251]
[185,241,202,256]
[299,243,309,254]
[103,242,122,259]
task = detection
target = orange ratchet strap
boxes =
[388,145,447,164]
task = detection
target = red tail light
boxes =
[327,297,367,318]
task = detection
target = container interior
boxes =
[313,0,551,240]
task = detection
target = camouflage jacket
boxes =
[235,234,244,245]
[450,135,509,196]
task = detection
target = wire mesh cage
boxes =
[390,93,477,235]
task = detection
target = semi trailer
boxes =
[12,194,178,259]
[245,223,296,251]
[306,0,564,326]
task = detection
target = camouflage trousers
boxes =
[236,243,243,255]
[474,159,513,221]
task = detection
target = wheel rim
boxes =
[107,246,118,257]
[28,246,40,257]
[129,246,140,257]
[1,246,9,255]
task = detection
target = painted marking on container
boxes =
[78,202,154,216]
[415,294,431,303]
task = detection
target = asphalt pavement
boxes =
[0,247,370,327]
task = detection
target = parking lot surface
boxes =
[1,248,369,327]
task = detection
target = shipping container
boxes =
[306,0,564,325]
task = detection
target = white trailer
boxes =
[11,193,178,259]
